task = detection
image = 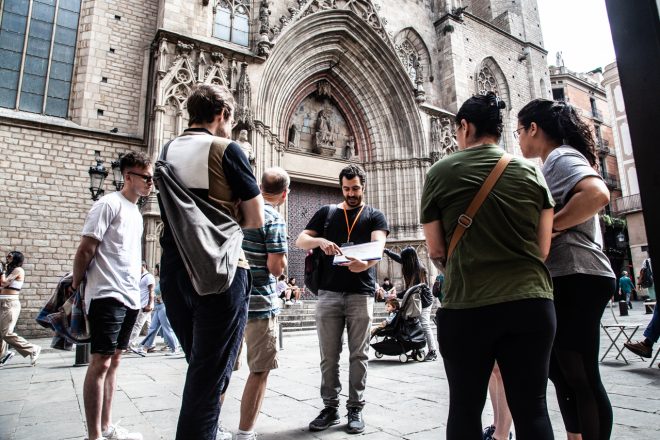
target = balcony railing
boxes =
[613,194,643,215]
[592,109,604,121]
[596,140,610,156]
[602,172,620,190]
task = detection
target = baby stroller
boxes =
[370,283,427,363]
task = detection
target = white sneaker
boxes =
[30,346,41,366]
[103,422,143,440]
[236,432,257,440]
[164,349,179,356]
[217,423,233,440]
[285,300,293,305]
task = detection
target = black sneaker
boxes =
[0,351,15,366]
[309,407,340,431]
[425,350,438,361]
[346,407,365,434]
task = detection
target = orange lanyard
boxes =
[343,204,365,243]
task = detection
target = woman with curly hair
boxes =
[1,251,41,366]
[517,99,615,440]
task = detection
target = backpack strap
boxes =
[447,153,512,260]
[322,204,337,238]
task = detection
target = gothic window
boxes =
[397,40,420,83]
[0,0,82,118]
[477,65,499,95]
[213,0,250,47]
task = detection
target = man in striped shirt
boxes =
[237,167,290,440]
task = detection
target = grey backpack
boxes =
[154,141,244,295]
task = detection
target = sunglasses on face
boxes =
[127,172,154,184]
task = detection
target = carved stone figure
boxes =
[343,136,355,160]
[259,0,271,34]
[238,129,255,167]
[317,80,332,99]
[288,123,300,150]
[313,109,335,155]
[556,51,565,67]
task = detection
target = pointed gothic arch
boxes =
[256,9,425,161]
[475,57,513,151]
[475,57,510,107]
[394,27,433,85]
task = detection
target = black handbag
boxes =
[304,205,337,295]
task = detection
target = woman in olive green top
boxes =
[421,92,556,439]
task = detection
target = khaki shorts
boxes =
[234,315,279,372]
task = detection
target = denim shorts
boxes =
[88,297,139,355]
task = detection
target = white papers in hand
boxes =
[332,241,385,265]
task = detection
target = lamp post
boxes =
[111,154,124,191]
[76,151,109,366]
[88,150,108,201]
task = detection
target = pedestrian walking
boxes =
[235,167,290,440]
[618,271,635,309]
[0,251,41,367]
[72,151,153,440]
[518,98,615,440]
[296,164,389,434]
[128,261,155,350]
[139,264,178,354]
[624,300,660,364]
[421,92,556,439]
[158,83,264,440]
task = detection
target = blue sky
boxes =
[537,0,616,72]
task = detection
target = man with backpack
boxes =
[296,164,388,434]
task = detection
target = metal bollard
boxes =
[74,344,90,366]
[618,300,629,316]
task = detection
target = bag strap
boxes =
[447,153,512,260]
[160,139,175,161]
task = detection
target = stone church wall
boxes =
[70,0,159,135]
[0,118,145,337]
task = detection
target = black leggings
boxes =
[436,298,556,440]
[550,274,615,440]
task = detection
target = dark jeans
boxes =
[436,298,556,440]
[161,262,250,440]
[550,274,614,440]
[644,298,660,343]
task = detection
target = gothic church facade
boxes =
[0,0,550,335]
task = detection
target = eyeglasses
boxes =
[513,127,526,140]
[127,172,154,184]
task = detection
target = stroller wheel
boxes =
[374,351,383,359]
[415,351,425,362]
[399,353,408,363]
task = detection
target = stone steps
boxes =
[277,300,438,333]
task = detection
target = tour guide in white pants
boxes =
[296,164,389,435]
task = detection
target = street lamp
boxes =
[616,231,628,248]
[111,154,124,191]
[88,150,108,201]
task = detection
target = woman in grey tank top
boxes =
[517,99,616,440]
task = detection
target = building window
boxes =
[396,40,421,83]
[0,0,81,118]
[477,66,499,95]
[213,0,250,47]
[552,88,565,101]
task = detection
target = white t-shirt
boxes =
[82,192,143,312]
[139,271,155,307]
